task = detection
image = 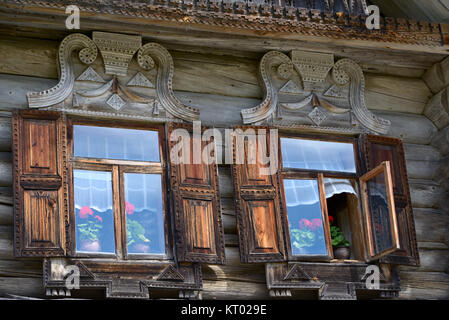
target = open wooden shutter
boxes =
[168,123,225,264]
[360,161,400,261]
[360,134,420,266]
[232,126,286,263]
[12,110,68,257]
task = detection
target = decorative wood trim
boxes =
[44,258,202,299]
[25,32,199,122]
[266,262,401,300]
[2,1,445,47]
[240,51,391,134]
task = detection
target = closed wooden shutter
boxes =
[232,126,286,263]
[13,110,68,257]
[360,134,420,266]
[168,123,225,264]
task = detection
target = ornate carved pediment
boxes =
[27,32,199,122]
[241,50,391,135]
[44,258,202,299]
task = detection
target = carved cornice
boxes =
[2,0,446,47]
[27,32,200,122]
[241,50,390,134]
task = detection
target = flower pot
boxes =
[333,246,351,260]
[80,239,101,252]
[130,243,150,253]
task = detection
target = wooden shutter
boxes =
[12,110,68,257]
[168,123,225,264]
[360,161,400,261]
[360,134,420,266]
[232,126,286,263]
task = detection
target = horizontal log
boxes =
[0,160,12,187]
[0,259,42,278]
[404,143,441,162]
[409,179,444,209]
[375,111,438,145]
[0,277,45,298]
[431,125,449,157]
[413,208,449,244]
[402,249,449,273]
[399,271,449,299]
[0,117,11,152]
[365,74,432,115]
[202,279,270,300]
[0,204,12,226]
[405,160,439,180]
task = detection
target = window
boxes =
[280,136,361,261]
[71,124,168,258]
[232,129,417,267]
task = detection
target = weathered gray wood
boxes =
[0,117,11,152]
[365,73,432,115]
[413,208,449,245]
[398,271,449,299]
[406,160,439,180]
[0,159,12,187]
[401,249,449,273]
[0,204,12,226]
[410,180,444,209]
[0,74,57,110]
[376,111,438,145]
[404,143,441,162]
[431,125,449,157]
[0,277,45,298]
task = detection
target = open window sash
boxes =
[360,161,400,261]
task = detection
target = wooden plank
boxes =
[0,117,11,152]
[401,249,449,273]
[413,208,449,244]
[365,74,432,115]
[0,204,12,226]
[399,271,449,299]
[0,277,45,298]
[410,179,444,209]
[404,144,441,162]
[406,160,439,180]
[0,159,11,187]
[375,111,438,145]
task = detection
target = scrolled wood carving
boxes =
[241,50,391,134]
[137,43,200,121]
[27,33,97,108]
[241,51,293,124]
[332,58,391,135]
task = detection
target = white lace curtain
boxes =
[284,178,357,207]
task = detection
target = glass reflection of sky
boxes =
[125,173,165,255]
[284,179,328,256]
[281,138,356,173]
[74,125,160,162]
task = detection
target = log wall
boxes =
[0,35,447,299]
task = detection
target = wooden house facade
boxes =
[0,0,448,300]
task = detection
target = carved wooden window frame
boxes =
[278,133,363,262]
[66,117,174,261]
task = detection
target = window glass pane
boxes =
[284,179,328,256]
[74,125,160,162]
[281,138,356,173]
[125,173,165,255]
[367,172,393,255]
[74,170,115,253]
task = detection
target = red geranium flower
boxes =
[79,206,93,219]
[94,215,103,223]
[310,218,322,230]
[299,218,313,229]
[125,202,135,215]
[328,216,334,224]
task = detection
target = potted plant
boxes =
[127,219,151,253]
[329,216,351,259]
[77,206,103,252]
[290,218,324,254]
[126,202,151,253]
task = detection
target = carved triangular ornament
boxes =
[283,264,312,281]
[323,84,349,99]
[279,80,303,94]
[157,265,185,282]
[127,72,155,88]
[76,66,105,83]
